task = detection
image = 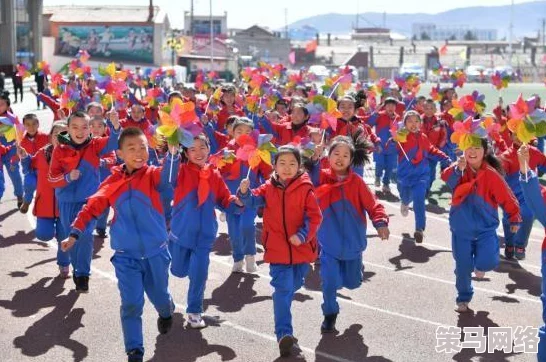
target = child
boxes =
[0,91,24,208]
[216,85,244,132]
[61,127,178,362]
[0,142,13,203]
[48,110,121,292]
[238,145,322,357]
[261,102,311,146]
[395,111,451,243]
[309,136,389,333]
[517,145,546,360]
[421,99,447,195]
[19,113,50,213]
[120,104,153,134]
[169,134,242,329]
[90,116,118,238]
[19,121,71,277]
[441,138,520,313]
[219,117,272,273]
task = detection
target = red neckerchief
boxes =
[94,166,145,200]
[198,164,212,206]
[451,163,486,206]
[315,170,353,199]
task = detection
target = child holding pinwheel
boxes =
[237,144,322,358]
[215,117,273,273]
[441,117,521,313]
[392,110,451,243]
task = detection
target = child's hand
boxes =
[57,109,67,120]
[200,114,209,125]
[517,145,530,174]
[377,227,390,240]
[510,224,520,234]
[17,146,28,159]
[69,169,81,181]
[239,178,250,194]
[289,234,302,246]
[61,236,76,252]
[168,144,179,156]
[109,110,120,130]
[457,156,466,172]
[234,198,244,207]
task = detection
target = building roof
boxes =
[43,5,167,24]
[236,25,275,37]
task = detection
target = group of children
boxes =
[1,77,545,360]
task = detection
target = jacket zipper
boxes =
[128,182,145,258]
[281,188,293,264]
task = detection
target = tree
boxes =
[420,32,431,41]
[463,31,477,41]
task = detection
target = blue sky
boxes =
[44,0,537,30]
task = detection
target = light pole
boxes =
[166,32,184,67]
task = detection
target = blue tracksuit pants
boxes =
[36,216,70,267]
[502,200,534,248]
[111,249,174,354]
[398,180,427,231]
[2,160,23,198]
[168,241,210,314]
[59,201,96,277]
[451,233,499,303]
[374,152,397,186]
[23,171,37,203]
[269,263,309,341]
[320,253,363,315]
[226,208,257,262]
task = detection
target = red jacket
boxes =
[38,93,66,121]
[269,121,311,146]
[24,145,58,218]
[20,132,49,156]
[120,116,153,134]
[421,115,447,149]
[239,172,322,264]
[215,106,244,131]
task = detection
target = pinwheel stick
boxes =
[329,82,341,99]
[246,165,252,179]
[204,94,213,115]
[398,141,410,161]
[321,129,327,144]
[524,160,529,182]
[252,97,263,124]
[169,153,174,183]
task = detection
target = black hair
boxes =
[118,127,144,149]
[167,91,183,103]
[49,121,67,136]
[289,102,309,117]
[337,95,356,109]
[0,90,10,106]
[384,97,398,106]
[273,144,302,167]
[481,138,504,176]
[181,134,210,163]
[232,117,254,132]
[417,95,427,102]
[425,98,436,105]
[403,110,422,125]
[23,113,39,124]
[86,102,103,113]
[355,90,367,108]
[221,84,236,94]
[67,111,90,126]
[295,85,308,98]
[275,99,288,108]
[90,115,106,125]
[328,134,371,168]
[225,115,239,129]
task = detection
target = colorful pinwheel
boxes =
[306,95,342,132]
[491,71,510,91]
[507,94,546,143]
[450,117,487,151]
[235,131,277,171]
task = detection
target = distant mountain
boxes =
[285,1,546,39]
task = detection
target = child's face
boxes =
[405,115,421,133]
[384,103,396,114]
[310,131,322,145]
[0,99,8,114]
[423,103,436,117]
[329,144,352,175]
[275,153,299,182]
[275,104,287,116]
[185,138,210,167]
[222,92,235,106]
[87,106,103,119]
[131,105,144,121]
[338,100,355,120]
[464,146,485,169]
[68,117,90,144]
[90,120,106,137]
[117,134,149,172]
[233,124,253,139]
[291,107,307,125]
[226,123,234,137]
[23,119,39,136]
[51,126,67,148]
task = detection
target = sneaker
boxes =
[75,276,89,293]
[474,269,486,279]
[455,302,469,313]
[414,230,424,244]
[232,260,244,273]
[321,313,338,333]
[504,246,515,260]
[400,203,409,217]
[515,247,526,260]
[245,255,258,273]
[157,315,173,334]
[17,196,23,209]
[374,178,381,187]
[187,313,206,329]
[59,266,70,279]
[127,349,144,362]
[19,201,30,214]
[382,184,390,194]
[278,335,294,357]
[95,228,107,238]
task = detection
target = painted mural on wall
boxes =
[56,25,154,64]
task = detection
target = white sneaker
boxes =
[474,269,486,279]
[219,212,226,222]
[382,184,390,194]
[187,313,206,329]
[245,255,258,273]
[232,260,244,273]
[455,302,469,313]
[400,204,409,217]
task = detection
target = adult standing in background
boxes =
[12,66,24,104]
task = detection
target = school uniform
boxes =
[95,150,117,232]
[20,131,49,204]
[421,115,448,191]
[367,111,400,187]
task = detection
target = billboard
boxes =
[56,25,154,64]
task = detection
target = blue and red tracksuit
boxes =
[501,144,546,249]
[22,144,69,267]
[0,135,23,200]
[395,132,451,231]
[310,167,388,316]
[441,163,521,304]
[119,116,153,134]
[20,131,49,204]
[519,170,546,360]
[238,172,322,340]
[70,159,178,355]
[169,162,241,314]
[214,106,244,133]
[48,126,120,277]
[0,144,13,201]
[439,111,457,160]
[218,141,272,263]
[203,123,230,154]
[95,150,118,232]
[367,111,400,186]
[147,148,174,227]
[421,115,448,191]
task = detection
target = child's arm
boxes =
[97,114,122,156]
[48,147,77,188]
[359,179,389,229]
[215,172,244,213]
[157,151,181,191]
[520,170,546,227]
[100,151,117,170]
[530,147,546,174]
[491,171,522,226]
[237,179,266,208]
[441,163,463,191]
[293,189,323,244]
[425,137,451,168]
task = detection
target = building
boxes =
[412,23,497,41]
[42,5,169,70]
[183,12,228,38]
[351,27,391,42]
[0,0,43,74]
[232,25,291,64]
